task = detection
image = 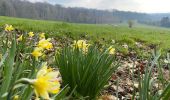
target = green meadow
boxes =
[1,16,170,52]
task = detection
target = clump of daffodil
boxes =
[15,63,61,100]
[5,24,14,32]
[73,40,90,53]
[32,47,43,60]
[39,33,45,39]
[38,39,53,50]
[107,46,115,55]
[28,32,34,37]
[17,34,23,41]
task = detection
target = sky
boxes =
[27,0,170,13]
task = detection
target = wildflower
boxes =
[32,47,43,60]
[17,34,23,41]
[39,33,45,39]
[73,40,90,53]
[28,32,34,37]
[5,25,14,32]
[13,95,19,100]
[15,63,61,100]
[122,44,128,49]
[32,63,60,99]
[135,42,142,48]
[111,39,115,44]
[38,39,53,50]
[107,46,115,55]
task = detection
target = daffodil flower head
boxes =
[39,33,45,39]
[33,62,60,99]
[32,47,43,60]
[107,46,115,55]
[15,63,61,100]
[5,24,14,32]
[28,32,34,37]
[17,34,23,41]
[38,39,53,50]
[73,40,90,53]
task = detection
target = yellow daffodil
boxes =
[28,32,34,37]
[5,25,14,32]
[107,46,115,55]
[73,40,90,53]
[39,33,45,39]
[15,63,60,100]
[38,39,53,50]
[32,47,43,60]
[13,95,19,100]
[17,34,23,41]
[33,63,60,99]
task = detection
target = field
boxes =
[1,16,170,100]
[1,16,170,51]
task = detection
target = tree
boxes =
[160,17,170,27]
[0,0,156,24]
[128,20,134,28]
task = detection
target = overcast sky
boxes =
[27,0,170,13]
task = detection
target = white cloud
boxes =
[63,0,140,12]
[26,0,47,3]
[134,0,170,13]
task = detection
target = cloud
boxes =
[62,0,140,12]
[26,0,47,3]
[26,0,170,13]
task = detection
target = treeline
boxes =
[0,0,164,24]
[160,17,170,27]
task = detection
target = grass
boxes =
[1,16,170,51]
[1,16,170,100]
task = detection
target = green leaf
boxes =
[53,85,70,100]
[0,51,8,68]
[159,83,170,100]
[0,37,16,99]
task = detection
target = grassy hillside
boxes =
[1,16,170,53]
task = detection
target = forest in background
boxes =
[1,0,170,26]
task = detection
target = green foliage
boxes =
[132,50,170,100]
[0,28,69,100]
[55,46,119,99]
[118,37,135,45]
[0,35,16,99]
[137,50,161,100]
[115,44,129,55]
[2,17,170,100]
